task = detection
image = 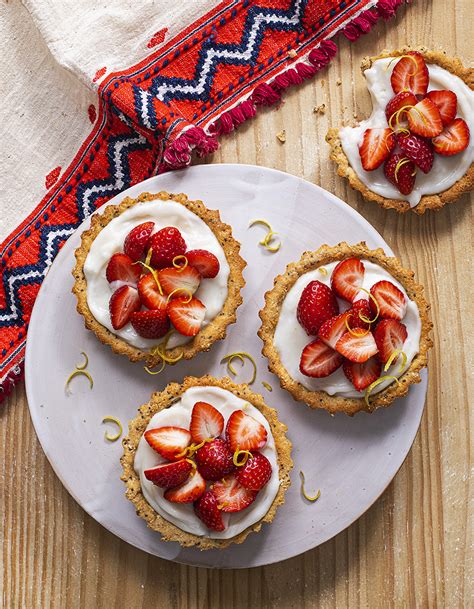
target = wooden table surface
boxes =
[1,0,472,607]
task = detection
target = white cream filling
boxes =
[133,386,280,540]
[83,200,230,349]
[273,260,421,398]
[340,58,474,208]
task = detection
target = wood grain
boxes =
[1,0,472,606]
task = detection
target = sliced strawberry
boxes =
[397,133,434,174]
[149,226,187,269]
[427,90,457,126]
[358,128,395,171]
[109,285,141,330]
[164,470,206,503]
[137,274,168,311]
[190,401,224,443]
[370,280,407,321]
[144,426,191,461]
[123,221,154,261]
[212,474,258,513]
[185,249,220,279]
[373,319,408,363]
[226,410,267,452]
[343,357,382,391]
[390,52,429,96]
[349,299,372,330]
[167,296,206,337]
[105,253,141,285]
[236,452,272,491]
[432,118,470,157]
[299,339,343,377]
[195,438,235,481]
[331,258,365,302]
[130,309,169,339]
[335,331,378,363]
[384,152,416,196]
[317,311,352,349]
[385,90,418,123]
[144,459,192,489]
[297,280,339,335]
[407,98,443,138]
[194,490,225,531]
[158,266,201,298]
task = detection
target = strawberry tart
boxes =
[72,192,245,367]
[258,242,432,415]
[327,48,474,213]
[120,376,292,549]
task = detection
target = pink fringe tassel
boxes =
[159,0,409,170]
[0,361,24,406]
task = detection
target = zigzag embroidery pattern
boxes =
[132,0,309,129]
[0,130,150,329]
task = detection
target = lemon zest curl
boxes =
[221,351,257,385]
[299,471,321,502]
[365,375,401,407]
[233,449,252,467]
[102,416,123,442]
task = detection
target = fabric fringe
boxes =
[162,0,407,171]
[0,361,24,406]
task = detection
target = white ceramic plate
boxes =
[25,164,427,569]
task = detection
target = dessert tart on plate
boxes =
[259,242,432,416]
[120,376,292,549]
[327,48,474,213]
[72,191,246,367]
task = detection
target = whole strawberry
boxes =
[397,133,434,174]
[123,221,155,261]
[149,227,186,268]
[195,438,235,481]
[236,452,272,491]
[297,280,339,335]
[384,153,416,196]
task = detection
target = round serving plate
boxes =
[25,164,427,569]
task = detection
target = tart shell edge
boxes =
[120,375,293,550]
[258,242,433,416]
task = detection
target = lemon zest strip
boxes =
[249,219,272,232]
[65,369,93,394]
[318,267,328,276]
[221,352,257,385]
[299,471,321,503]
[185,458,197,475]
[135,260,163,295]
[102,416,123,442]
[233,449,252,467]
[144,247,153,268]
[262,381,273,392]
[172,255,188,271]
[144,360,166,375]
[385,54,419,76]
[166,287,193,303]
[384,349,407,373]
[364,375,401,407]
[249,219,281,253]
[262,232,281,252]
[344,314,370,337]
[355,289,380,324]
[76,351,89,370]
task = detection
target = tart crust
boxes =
[326,47,474,214]
[120,375,293,550]
[258,242,433,416]
[72,191,246,367]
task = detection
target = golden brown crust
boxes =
[258,242,433,416]
[72,191,246,366]
[326,47,474,214]
[120,376,293,550]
